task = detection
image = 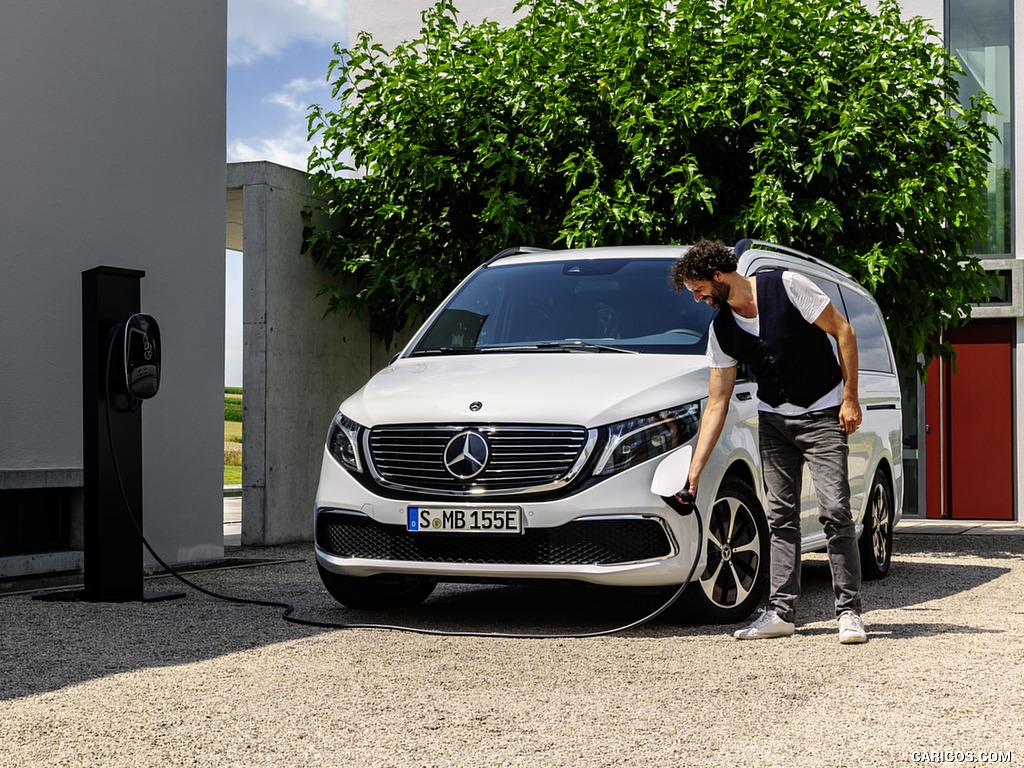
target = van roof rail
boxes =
[483,246,549,267]
[736,239,847,275]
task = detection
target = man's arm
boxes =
[813,303,861,435]
[686,365,737,496]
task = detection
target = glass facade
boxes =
[901,0,1014,516]
[948,0,1014,256]
[903,0,1017,518]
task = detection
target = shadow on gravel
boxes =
[894,531,1024,560]
[0,534,1016,700]
[796,621,1005,640]
[300,533,1016,640]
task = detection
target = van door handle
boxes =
[736,392,752,401]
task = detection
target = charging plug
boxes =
[661,490,695,516]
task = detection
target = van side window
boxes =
[839,287,893,373]
[806,275,845,312]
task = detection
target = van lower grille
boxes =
[365,424,593,496]
[316,512,674,566]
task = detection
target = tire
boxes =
[674,477,770,624]
[858,467,894,580]
[317,563,437,609]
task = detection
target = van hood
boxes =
[339,353,711,427]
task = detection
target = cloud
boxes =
[228,130,313,171]
[266,77,325,117]
[227,77,329,168]
[228,0,346,66]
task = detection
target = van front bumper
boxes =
[313,447,703,588]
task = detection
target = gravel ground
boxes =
[1,533,1021,768]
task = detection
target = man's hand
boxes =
[839,399,862,434]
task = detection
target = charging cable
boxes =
[101,328,705,638]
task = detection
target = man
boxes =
[670,239,867,644]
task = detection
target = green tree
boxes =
[304,0,996,369]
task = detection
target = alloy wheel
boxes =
[699,487,764,610]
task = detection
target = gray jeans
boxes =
[758,407,862,622]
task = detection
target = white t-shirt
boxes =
[707,271,844,416]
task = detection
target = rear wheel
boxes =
[317,563,437,609]
[858,468,894,580]
[675,477,769,623]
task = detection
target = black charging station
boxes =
[39,267,181,603]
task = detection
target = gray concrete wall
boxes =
[0,1,227,568]
[227,162,403,545]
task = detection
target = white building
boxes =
[0,2,227,582]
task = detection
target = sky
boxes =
[224,0,349,386]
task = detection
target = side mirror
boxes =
[124,314,160,399]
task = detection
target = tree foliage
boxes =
[304,0,995,368]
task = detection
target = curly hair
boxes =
[669,239,737,292]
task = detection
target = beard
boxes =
[707,280,730,309]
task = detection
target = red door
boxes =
[925,321,1014,520]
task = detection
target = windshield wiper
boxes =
[410,341,639,356]
[534,341,638,354]
[471,342,637,354]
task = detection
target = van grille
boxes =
[317,512,674,566]
[366,425,593,496]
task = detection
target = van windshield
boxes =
[411,258,714,356]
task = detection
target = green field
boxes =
[225,388,242,485]
[224,392,243,422]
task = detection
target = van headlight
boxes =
[327,412,363,473]
[592,402,701,477]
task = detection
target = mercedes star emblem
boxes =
[443,430,490,480]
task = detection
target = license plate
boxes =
[407,506,522,534]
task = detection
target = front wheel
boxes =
[673,477,769,624]
[858,468,894,580]
[317,563,437,609]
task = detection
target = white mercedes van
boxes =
[313,242,903,623]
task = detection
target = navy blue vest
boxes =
[713,269,842,408]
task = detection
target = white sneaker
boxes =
[838,611,868,644]
[733,609,795,640]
